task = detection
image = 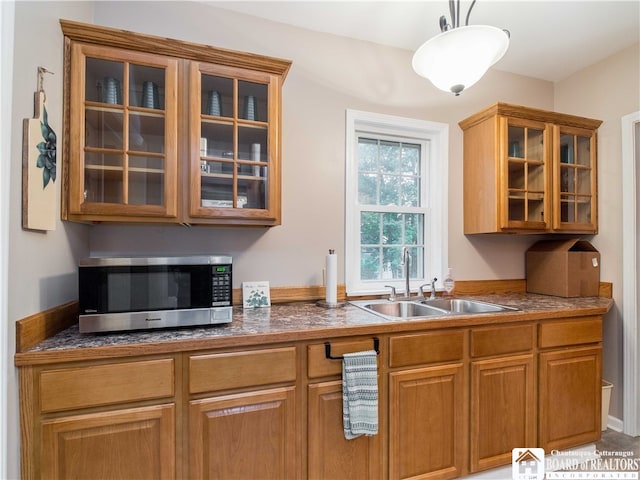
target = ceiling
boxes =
[211,0,640,82]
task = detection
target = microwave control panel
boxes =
[211,265,232,306]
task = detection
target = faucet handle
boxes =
[384,285,397,301]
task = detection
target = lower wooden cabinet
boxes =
[539,346,602,450]
[308,380,381,479]
[41,404,175,479]
[468,323,537,473]
[389,364,465,480]
[470,355,536,472]
[538,317,603,451]
[188,387,297,479]
[17,315,604,480]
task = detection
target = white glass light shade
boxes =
[412,25,509,95]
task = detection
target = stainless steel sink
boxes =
[350,300,448,319]
[351,297,519,320]
[420,298,519,314]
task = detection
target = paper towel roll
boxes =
[325,249,337,305]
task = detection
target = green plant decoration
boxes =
[36,105,56,188]
[246,289,269,307]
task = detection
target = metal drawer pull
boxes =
[324,337,380,360]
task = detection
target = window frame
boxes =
[345,109,448,296]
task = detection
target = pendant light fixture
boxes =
[412,0,510,95]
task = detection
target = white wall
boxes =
[1,2,15,477]
[555,43,640,421]
[5,1,636,477]
[89,1,554,286]
[6,2,94,478]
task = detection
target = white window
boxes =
[345,109,448,296]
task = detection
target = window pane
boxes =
[380,140,399,173]
[358,138,378,172]
[401,143,420,175]
[360,212,380,244]
[360,247,380,280]
[407,246,422,278]
[382,213,402,244]
[401,176,419,207]
[359,212,425,281]
[358,137,421,208]
[383,246,402,278]
[358,173,378,205]
[380,175,399,205]
[405,214,421,244]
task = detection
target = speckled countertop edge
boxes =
[15,293,613,365]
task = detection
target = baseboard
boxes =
[606,415,624,432]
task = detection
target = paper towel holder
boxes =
[316,299,347,309]
[317,248,346,308]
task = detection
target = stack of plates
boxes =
[102,77,121,104]
[142,81,160,109]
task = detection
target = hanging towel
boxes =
[342,350,379,440]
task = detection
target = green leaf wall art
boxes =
[23,85,57,231]
[36,105,57,189]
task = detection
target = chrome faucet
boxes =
[400,247,411,297]
[384,285,397,301]
[419,277,438,300]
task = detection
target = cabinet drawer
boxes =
[389,330,464,368]
[539,316,602,348]
[40,359,174,413]
[308,338,380,379]
[471,324,534,357]
[190,347,296,394]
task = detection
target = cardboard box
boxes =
[526,239,600,297]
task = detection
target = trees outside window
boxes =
[345,110,448,296]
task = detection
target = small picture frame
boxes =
[242,281,271,308]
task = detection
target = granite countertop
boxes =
[15,293,613,365]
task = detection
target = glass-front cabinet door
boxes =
[189,62,280,224]
[500,118,550,231]
[67,43,178,219]
[553,126,597,232]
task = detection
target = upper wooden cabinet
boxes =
[459,103,602,234]
[61,20,291,226]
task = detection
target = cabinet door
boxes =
[41,404,175,479]
[389,364,465,480]
[539,346,602,450]
[189,387,296,479]
[67,43,178,220]
[189,62,282,225]
[470,355,536,472]
[308,380,382,480]
[552,125,598,232]
[500,117,550,231]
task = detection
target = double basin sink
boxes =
[351,297,519,320]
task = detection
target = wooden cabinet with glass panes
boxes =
[459,103,601,234]
[61,20,290,226]
[188,63,280,223]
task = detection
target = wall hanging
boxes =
[22,66,57,231]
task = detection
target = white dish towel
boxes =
[342,349,379,440]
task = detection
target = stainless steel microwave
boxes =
[78,256,232,333]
